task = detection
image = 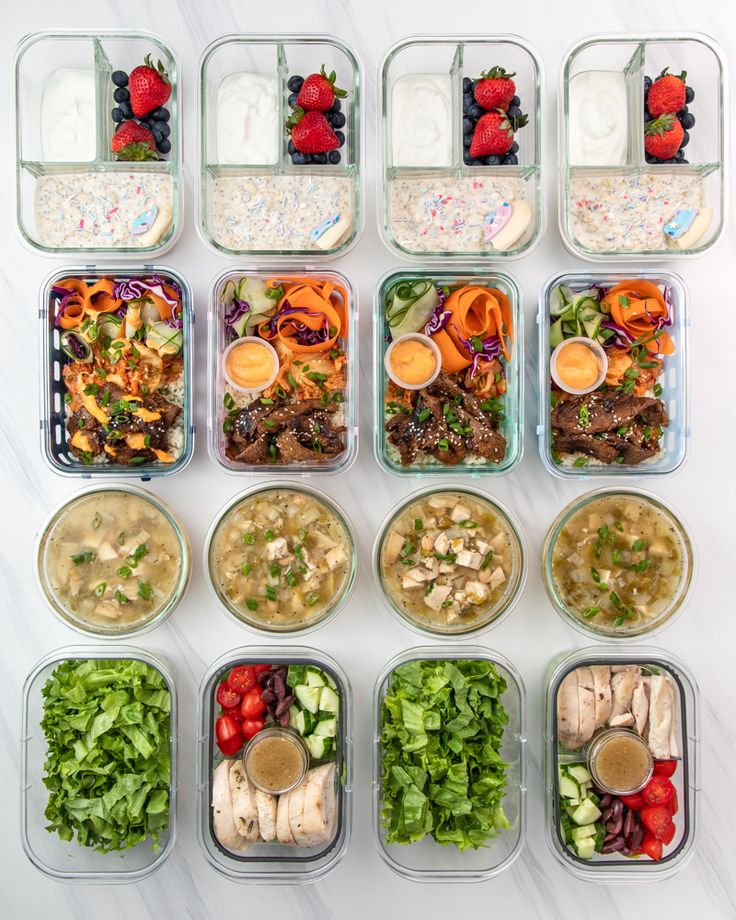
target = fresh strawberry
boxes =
[644,114,684,159]
[296,66,347,112]
[111,121,158,160]
[474,67,516,112]
[288,109,339,153]
[470,110,527,157]
[129,54,171,117]
[647,69,687,116]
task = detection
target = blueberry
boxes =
[511,95,520,107]
[483,155,501,165]
[159,122,170,138]
[645,153,656,163]
[288,92,299,108]
[157,138,171,154]
[111,107,124,123]
[681,157,689,164]
[463,153,475,165]
[463,117,474,134]
[151,125,163,142]
[287,75,304,93]
[113,87,129,104]
[151,107,170,122]
[463,133,474,148]
[504,153,519,165]
[111,70,128,87]
[681,112,695,130]
[644,74,652,88]
[685,86,695,103]
[330,111,346,129]
[140,117,154,129]
[462,76,472,93]
[312,153,327,164]
[328,98,341,114]
[680,105,689,115]
[119,101,133,119]
[644,108,652,120]
[674,149,685,162]
[327,150,341,164]
[510,141,519,154]
[463,92,473,113]
[681,130,690,148]
[334,130,345,148]
[507,104,521,118]
[292,151,309,165]
[288,140,296,155]
[468,104,485,120]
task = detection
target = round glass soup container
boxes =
[21,646,177,882]
[204,482,358,635]
[545,646,698,882]
[542,488,694,640]
[373,646,526,882]
[374,485,526,638]
[197,646,352,883]
[35,484,191,638]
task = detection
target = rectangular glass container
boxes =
[373,646,526,882]
[559,33,727,260]
[208,267,357,475]
[198,35,362,258]
[537,271,689,478]
[378,35,542,260]
[374,269,523,476]
[20,646,177,882]
[196,646,352,883]
[40,264,194,480]
[14,31,182,257]
[545,646,698,882]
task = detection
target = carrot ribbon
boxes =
[601,280,675,355]
[259,278,348,355]
[430,285,513,371]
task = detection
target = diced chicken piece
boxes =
[597,570,611,585]
[648,538,670,557]
[623,503,641,522]
[610,712,636,728]
[450,503,472,523]
[325,545,347,571]
[313,531,338,551]
[439,562,455,574]
[576,667,597,746]
[229,761,260,841]
[557,671,581,750]
[423,584,452,610]
[434,532,451,555]
[590,665,612,728]
[475,540,491,556]
[490,532,507,553]
[464,580,490,604]
[488,566,506,592]
[444,602,462,622]
[212,760,251,852]
[455,550,482,570]
[428,496,452,510]
[98,541,120,562]
[450,538,465,554]
[384,531,405,565]
[266,537,289,561]
[402,575,425,590]
[405,567,430,583]
[94,602,122,621]
[648,675,674,759]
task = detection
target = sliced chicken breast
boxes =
[255,789,278,842]
[291,763,337,848]
[648,674,674,759]
[631,673,650,737]
[591,665,612,728]
[287,775,309,844]
[557,670,581,749]
[609,666,638,722]
[212,760,251,852]
[576,667,597,746]
[276,789,297,845]
[229,760,260,841]
[609,712,636,728]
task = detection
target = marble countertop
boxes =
[2,1,735,917]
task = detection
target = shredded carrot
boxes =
[601,280,675,355]
[430,285,514,370]
[84,279,122,315]
[59,297,86,329]
[259,278,348,354]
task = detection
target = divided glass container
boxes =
[545,646,698,882]
[14,31,182,257]
[372,646,526,881]
[559,33,727,259]
[198,35,362,257]
[40,265,194,479]
[197,647,352,883]
[21,646,177,882]
[537,271,689,479]
[374,269,523,476]
[208,268,357,474]
[378,36,542,260]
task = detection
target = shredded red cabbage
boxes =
[266,303,331,346]
[452,324,503,377]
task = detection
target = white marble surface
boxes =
[2,0,735,916]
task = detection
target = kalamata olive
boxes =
[261,689,276,704]
[257,669,274,685]
[604,831,618,842]
[278,710,290,726]
[630,824,644,850]
[599,794,612,809]
[602,807,614,823]
[623,808,635,838]
[273,674,286,698]
[602,837,625,854]
[622,845,631,857]
[275,694,295,717]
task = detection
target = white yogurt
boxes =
[216,72,279,165]
[391,74,453,167]
[568,71,628,166]
[41,68,96,162]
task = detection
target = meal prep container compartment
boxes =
[40,264,194,479]
[208,268,357,475]
[537,271,689,479]
[372,646,526,881]
[374,269,523,477]
[35,483,192,638]
[204,481,358,636]
[14,31,182,257]
[21,645,177,882]
[559,33,727,260]
[197,646,352,883]
[544,646,698,882]
[542,487,695,641]
[378,35,542,260]
[373,484,527,638]
[198,34,362,257]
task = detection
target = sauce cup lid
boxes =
[384,332,442,391]
[222,336,280,395]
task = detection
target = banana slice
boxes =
[675,207,712,250]
[490,199,531,251]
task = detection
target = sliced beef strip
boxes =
[144,393,182,429]
[553,432,620,464]
[256,399,337,434]
[428,373,486,419]
[66,407,99,434]
[231,401,274,444]
[599,432,659,465]
[552,393,664,434]
[106,444,149,465]
[466,417,507,462]
[226,434,270,465]
[289,413,345,455]
[277,430,335,463]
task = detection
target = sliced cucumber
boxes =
[575,837,596,860]
[221,280,236,305]
[305,734,331,760]
[559,775,579,800]
[319,686,340,713]
[290,707,308,736]
[567,764,592,785]
[305,667,327,688]
[571,824,597,842]
[295,685,321,715]
[313,716,337,738]
[571,799,602,827]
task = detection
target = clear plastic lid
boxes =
[40,264,194,480]
[207,267,357,475]
[198,34,362,258]
[14,31,182,257]
[537,271,689,478]
[544,646,698,882]
[378,35,543,260]
[196,646,352,883]
[559,32,728,260]
[373,646,526,881]
[21,646,177,882]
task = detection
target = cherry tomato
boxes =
[640,805,674,841]
[215,715,243,756]
[653,760,677,778]
[241,687,267,719]
[619,792,645,811]
[641,833,663,861]
[242,717,265,741]
[253,664,272,676]
[658,819,676,846]
[667,789,679,816]
[227,665,256,693]
[216,683,242,709]
[221,704,243,724]
[643,775,675,807]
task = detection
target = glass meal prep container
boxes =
[14,30,182,257]
[559,32,728,260]
[372,646,526,882]
[545,646,698,882]
[378,35,542,260]
[35,483,192,638]
[198,34,362,258]
[197,647,352,883]
[374,269,523,477]
[204,482,358,636]
[537,271,689,479]
[21,646,177,882]
[40,265,193,479]
[542,487,695,641]
[208,268,356,475]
